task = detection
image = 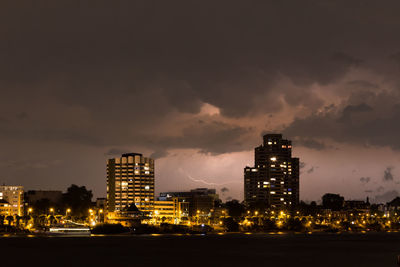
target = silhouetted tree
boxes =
[261,218,277,231]
[15,215,22,228]
[0,215,4,226]
[23,215,31,226]
[5,215,13,225]
[225,199,245,218]
[32,198,52,215]
[48,215,57,225]
[62,184,93,217]
[286,218,304,231]
[223,217,239,232]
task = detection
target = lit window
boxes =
[271,178,276,181]
[268,141,272,145]
[280,198,284,201]
[280,181,284,184]
[270,191,275,194]
[270,157,277,161]
[145,186,150,190]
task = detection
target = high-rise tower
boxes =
[107,153,154,214]
[244,134,299,210]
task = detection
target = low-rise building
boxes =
[0,186,24,216]
[153,197,190,224]
[158,188,219,220]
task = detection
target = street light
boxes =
[50,208,54,215]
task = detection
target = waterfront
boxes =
[1,232,400,266]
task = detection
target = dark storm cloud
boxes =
[383,167,394,182]
[221,187,229,193]
[307,167,315,174]
[294,138,327,150]
[360,177,371,185]
[374,190,398,204]
[150,150,169,160]
[338,103,373,123]
[346,80,378,89]
[142,120,251,155]
[16,112,28,120]
[2,0,400,199]
[376,186,385,193]
[300,162,307,169]
[1,0,400,155]
[284,90,400,150]
[104,148,129,156]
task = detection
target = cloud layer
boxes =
[1,1,400,201]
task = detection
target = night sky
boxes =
[1,1,400,203]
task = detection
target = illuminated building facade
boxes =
[107,153,154,214]
[244,134,299,210]
[159,188,219,217]
[153,198,190,224]
[0,186,24,216]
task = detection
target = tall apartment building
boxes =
[244,134,299,210]
[107,153,154,214]
[0,186,24,216]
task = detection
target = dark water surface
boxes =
[1,232,399,266]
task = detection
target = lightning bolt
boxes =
[178,168,241,186]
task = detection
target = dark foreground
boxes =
[1,232,400,267]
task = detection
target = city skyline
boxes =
[2,1,400,203]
